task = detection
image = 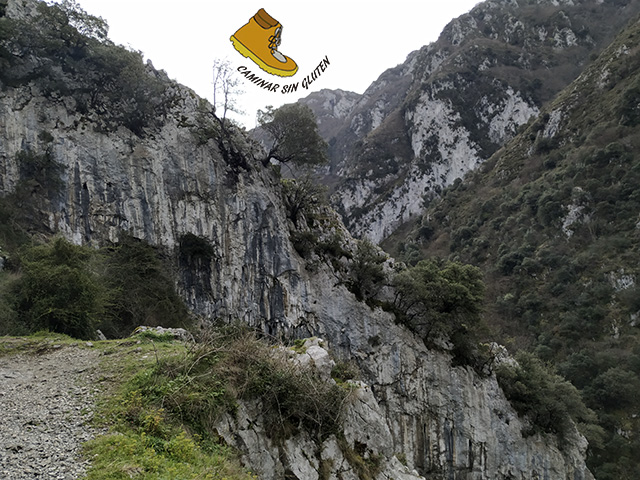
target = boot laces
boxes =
[268,27,282,52]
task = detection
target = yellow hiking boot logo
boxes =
[230,8,298,78]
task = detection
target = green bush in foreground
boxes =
[142,327,350,442]
[0,236,191,339]
[12,238,105,340]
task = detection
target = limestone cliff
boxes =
[0,0,594,478]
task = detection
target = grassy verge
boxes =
[83,331,257,480]
[83,326,350,479]
[0,331,82,356]
[1,327,351,479]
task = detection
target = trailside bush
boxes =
[142,327,350,442]
[99,235,191,338]
[12,238,105,339]
[1,236,191,339]
[0,272,22,336]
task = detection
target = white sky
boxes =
[67,1,481,128]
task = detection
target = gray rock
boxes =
[132,325,194,342]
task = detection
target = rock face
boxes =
[0,0,594,478]
[299,0,640,243]
[216,335,592,480]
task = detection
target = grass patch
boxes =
[83,326,351,479]
[131,329,178,343]
[85,333,256,480]
[84,431,252,480]
[0,331,84,356]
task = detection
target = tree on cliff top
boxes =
[212,58,243,130]
[258,103,328,167]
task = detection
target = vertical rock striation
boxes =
[0,80,593,479]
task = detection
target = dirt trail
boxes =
[0,343,104,480]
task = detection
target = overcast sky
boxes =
[67,1,481,127]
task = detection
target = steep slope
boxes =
[0,1,596,478]
[389,13,640,480]
[300,0,640,243]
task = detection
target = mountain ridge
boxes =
[383,11,640,479]
[300,0,640,243]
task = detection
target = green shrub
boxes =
[281,175,327,228]
[0,235,190,339]
[392,259,484,342]
[136,327,350,443]
[347,239,387,302]
[100,235,191,338]
[497,250,525,275]
[12,238,105,339]
[585,367,640,410]
[536,191,565,226]
[0,198,29,258]
[558,351,600,390]
[496,352,597,438]
[619,80,640,126]
[399,242,422,266]
[259,103,328,167]
[450,226,475,252]
[331,359,360,384]
[0,272,22,336]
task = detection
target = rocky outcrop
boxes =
[300,0,640,243]
[216,335,592,480]
[0,1,594,477]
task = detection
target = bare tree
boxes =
[212,58,243,129]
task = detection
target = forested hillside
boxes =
[0,0,601,478]
[383,14,640,479]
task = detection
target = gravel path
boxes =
[0,344,105,480]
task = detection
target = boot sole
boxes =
[230,35,298,77]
